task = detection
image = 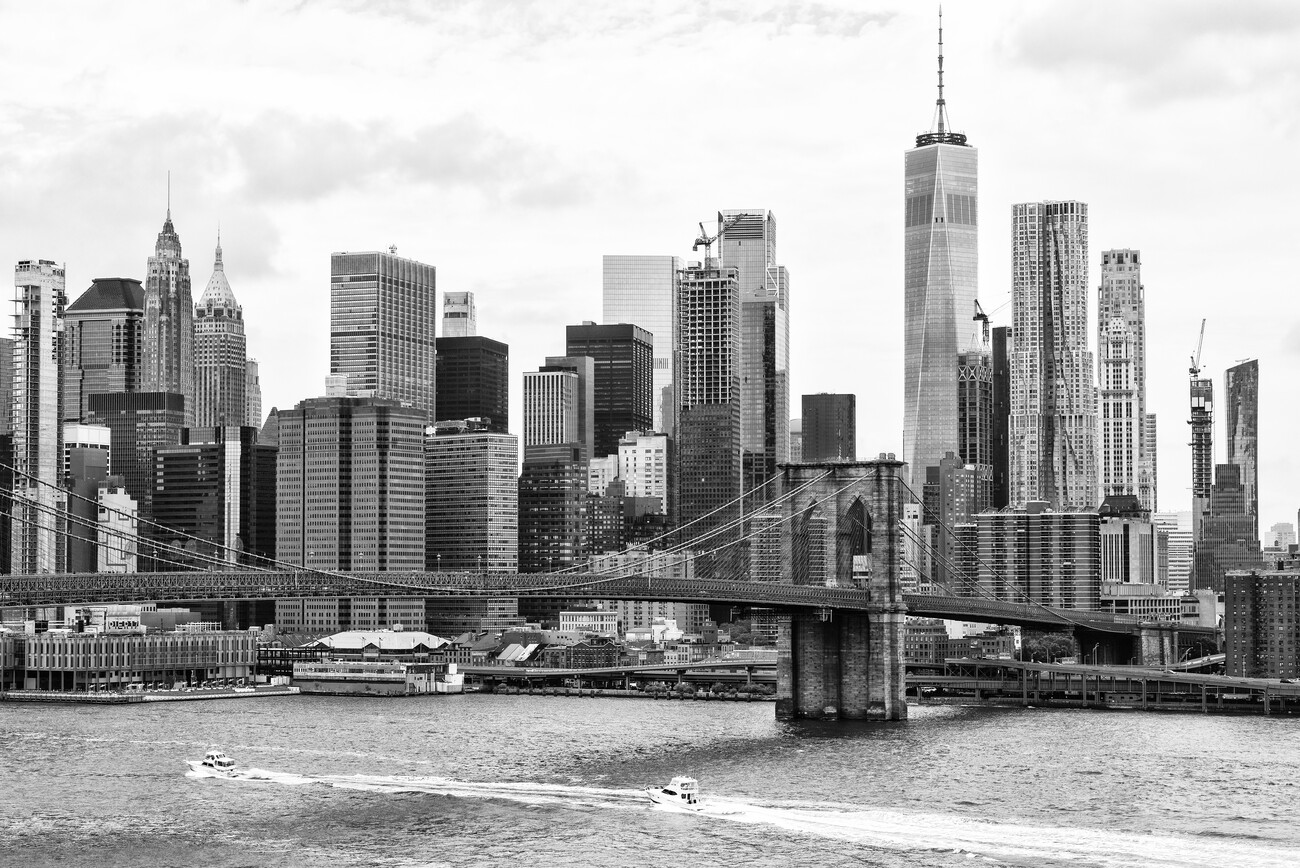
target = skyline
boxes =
[2,1,1298,528]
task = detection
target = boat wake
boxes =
[190,770,1300,867]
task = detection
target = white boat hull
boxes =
[644,787,704,811]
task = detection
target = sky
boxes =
[2,0,1298,534]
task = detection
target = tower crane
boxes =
[692,213,749,261]
[1189,318,1206,379]
[973,299,990,345]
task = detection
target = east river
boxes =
[2,694,1297,868]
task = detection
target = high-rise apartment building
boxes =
[1225,359,1259,537]
[193,240,247,428]
[958,503,1101,610]
[801,394,856,462]
[63,277,144,423]
[674,258,742,576]
[565,322,654,458]
[1190,374,1214,536]
[1097,250,1155,509]
[11,260,67,574]
[424,419,519,573]
[1225,569,1300,678]
[276,397,425,572]
[143,207,194,423]
[903,25,979,495]
[618,430,669,514]
[434,335,508,433]
[441,291,476,337]
[329,251,436,419]
[602,255,681,435]
[1009,200,1096,510]
[718,210,790,499]
[957,350,993,509]
[1154,511,1194,593]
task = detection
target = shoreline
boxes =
[0,686,300,705]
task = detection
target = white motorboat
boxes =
[187,750,237,776]
[645,775,703,810]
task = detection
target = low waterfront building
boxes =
[11,630,256,691]
[292,660,463,696]
[305,629,449,659]
[1225,569,1300,678]
[274,597,427,634]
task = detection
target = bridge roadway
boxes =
[0,570,1213,637]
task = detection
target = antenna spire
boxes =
[166,170,171,221]
[936,6,947,135]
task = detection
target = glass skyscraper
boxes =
[329,251,436,419]
[902,66,978,495]
[1225,359,1259,537]
[602,255,681,435]
[63,277,145,423]
[1009,200,1097,510]
[565,322,654,458]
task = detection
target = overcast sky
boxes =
[3,0,1297,533]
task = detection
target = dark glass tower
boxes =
[801,394,856,462]
[565,322,654,457]
[1225,359,1259,537]
[434,335,509,432]
[64,277,145,423]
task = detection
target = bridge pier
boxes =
[777,610,906,720]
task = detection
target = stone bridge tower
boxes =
[774,459,907,720]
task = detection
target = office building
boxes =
[718,210,790,502]
[1009,200,1096,510]
[62,423,111,573]
[957,349,994,509]
[962,503,1101,610]
[63,277,145,423]
[903,31,979,494]
[87,392,187,532]
[143,206,194,422]
[1097,495,1159,585]
[441,290,476,337]
[921,452,979,592]
[565,322,654,458]
[329,251,436,418]
[602,255,681,435]
[801,394,855,463]
[193,239,247,428]
[1193,463,1263,592]
[991,326,1011,508]
[523,366,580,448]
[518,443,587,573]
[1224,569,1300,679]
[152,426,275,569]
[1098,250,1155,509]
[11,260,67,574]
[245,359,262,428]
[674,258,742,576]
[424,419,519,573]
[618,430,669,514]
[1225,359,1259,537]
[434,335,508,433]
[1154,511,1194,594]
[543,355,595,460]
[276,397,425,572]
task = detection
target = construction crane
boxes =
[692,213,748,262]
[1189,318,1206,378]
[973,299,990,345]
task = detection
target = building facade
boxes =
[193,240,248,428]
[276,397,425,572]
[618,430,669,513]
[523,367,580,448]
[434,335,508,433]
[518,443,587,573]
[245,359,262,428]
[801,394,856,463]
[63,277,145,423]
[602,255,680,435]
[1194,463,1263,592]
[963,503,1101,610]
[441,290,476,337]
[424,420,519,573]
[329,251,436,418]
[1097,249,1155,510]
[143,208,194,423]
[1009,200,1096,510]
[1225,359,1259,538]
[11,260,67,574]
[87,391,187,537]
[565,322,654,459]
[1225,570,1300,679]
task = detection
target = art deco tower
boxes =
[903,14,979,494]
[193,237,248,427]
[143,199,195,423]
[1098,250,1153,508]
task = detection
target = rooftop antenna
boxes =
[936,6,948,136]
[389,244,398,255]
[166,170,172,221]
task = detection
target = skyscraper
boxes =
[441,291,476,337]
[565,322,653,458]
[1098,249,1154,509]
[1009,200,1096,510]
[193,239,247,428]
[543,356,595,461]
[801,394,856,462]
[435,335,509,432]
[518,443,587,574]
[245,359,263,428]
[11,260,67,574]
[63,277,145,423]
[674,258,742,575]
[1190,372,1214,536]
[87,391,186,538]
[143,206,194,423]
[1225,359,1259,537]
[602,255,680,435]
[329,250,436,419]
[718,210,790,497]
[523,366,580,448]
[956,349,993,509]
[903,17,979,494]
[424,419,518,572]
[990,326,1011,508]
